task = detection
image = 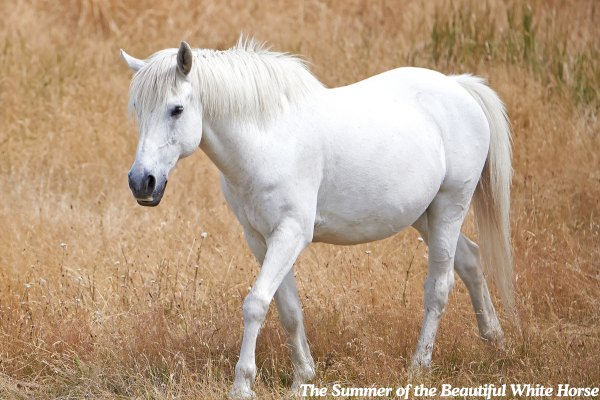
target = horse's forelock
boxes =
[128,50,180,122]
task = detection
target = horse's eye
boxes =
[171,106,184,117]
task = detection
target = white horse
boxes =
[121,37,514,398]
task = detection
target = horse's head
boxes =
[121,42,202,206]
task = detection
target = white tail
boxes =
[453,74,516,322]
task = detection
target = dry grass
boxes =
[0,0,599,398]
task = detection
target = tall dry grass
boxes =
[0,0,599,398]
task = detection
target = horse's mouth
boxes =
[137,198,161,207]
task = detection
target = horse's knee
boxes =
[242,293,270,325]
[278,308,303,334]
[423,269,455,312]
[455,237,484,285]
[455,256,482,282]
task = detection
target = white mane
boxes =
[129,37,325,126]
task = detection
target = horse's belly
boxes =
[312,154,444,245]
[312,208,427,245]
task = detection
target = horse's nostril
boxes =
[146,175,156,195]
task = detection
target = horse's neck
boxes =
[199,92,323,185]
[199,117,262,184]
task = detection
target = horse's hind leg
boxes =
[410,200,463,368]
[412,214,503,344]
[454,234,504,341]
[273,270,316,391]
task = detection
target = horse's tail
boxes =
[453,74,517,323]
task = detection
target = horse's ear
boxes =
[177,41,193,76]
[120,50,146,73]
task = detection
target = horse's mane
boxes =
[129,36,324,126]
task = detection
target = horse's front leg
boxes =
[230,220,312,399]
[241,230,316,393]
[273,269,315,393]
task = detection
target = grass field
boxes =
[0,0,599,398]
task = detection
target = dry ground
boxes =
[0,0,599,398]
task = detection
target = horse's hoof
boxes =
[293,364,316,385]
[493,335,507,352]
[229,387,257,399]
[287,387,304,399]
[481,329,506,351]
[408,356,432,378]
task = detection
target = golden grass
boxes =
[0,0,599,398]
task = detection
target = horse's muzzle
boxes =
[128,170,167,207]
